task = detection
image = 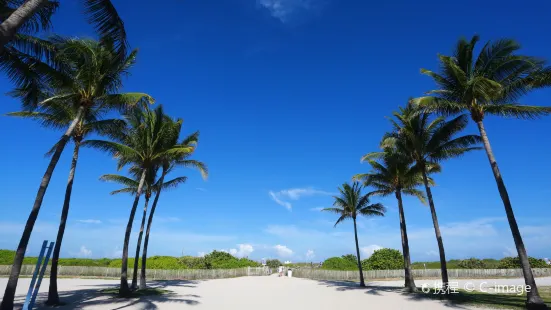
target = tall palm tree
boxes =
[140,131,208,289]
[414,35,551,308]
[83,105,193,296]
[1,39,151,309]
[322,182,385,287]
[100,167,187,290]
[383,104,482,290]
[0,0,127,55]
[7,102,125,305]
[354,146,433,293]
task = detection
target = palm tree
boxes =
[383,104,482,290]
[100,167,187,290]
[414,35,551,308]
[1,39,151,309]
[140,131,207,289]
[83,105,193,296]
[0,0,127,55]
[354,146,432,293]
[7,102,125,305]
[322,182,385,287]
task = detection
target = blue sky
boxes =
[1,0,550,263]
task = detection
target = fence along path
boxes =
[292,268,551,281]
[0,265,266,280]
[2,265,549,281]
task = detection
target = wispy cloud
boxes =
[257,0,322,23]
[305,249,315,259]
[76,219,102,224]
[269,191,292,210]
[70,245,92,258]
[361,245,382,258]
[274,244,293,257]
[269,187,333,210]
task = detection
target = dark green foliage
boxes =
[458,258,487,269]
[266,259,282,270]
[321,257,358,270]
[0,249,259,270]
[498,257,549,269]
[362,248,404,270]
[203,251,260,269]
[341,254,358,265]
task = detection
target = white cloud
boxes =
[76,219,102,224]
[274,244,293,257]
[198,252,206,257]
[257,0,319,22]
[71,246,92,258]
[223,244,254,258]
[305,249,315,259]
[361,245,382,258]
[269,191,292,210]
[503,247,517,257]
[426,250,439,257]
[269,187,332,210]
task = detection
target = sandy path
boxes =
[1,275,550,309]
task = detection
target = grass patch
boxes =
[100,287,171,298]
[416,286,551,309]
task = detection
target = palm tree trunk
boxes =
[395,189,417,292]
[46,139,81,306]
[139,171,166,289]
[420,163,449,291]
[119,168,147,297]
[0,0,48,52]
[0,106,84,310]
[352,218,365,287]
[131,196,149,290]
[475,120,545,309]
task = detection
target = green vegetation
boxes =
[498,257,549,269]
[363,249,404,270]
[265,259,283,270]
[0,249,259,270]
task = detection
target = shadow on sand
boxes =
[314,280,471,309]
[13,280,202,309]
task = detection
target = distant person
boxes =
[278,266,283,277]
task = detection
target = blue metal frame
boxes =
[23,240,55,310]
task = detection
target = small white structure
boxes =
[284,260,292,265]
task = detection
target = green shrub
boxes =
[321,257,357,270]
[179,256,207,269]
[363,248,403,270]
[265,259,282,270]
[458,258,486,269]
[341,254,358,265]
[498,257,549,269]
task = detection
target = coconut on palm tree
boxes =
[7,102,126,304]
[1,38,151,309]
[414,35,551,309]
[323,182,385,287]
[354,146,433,292]
[382,104,482,290]
[140,131,208,289]
[83,105,193,296]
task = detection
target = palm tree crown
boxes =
[414,35,551,121]
[323,182,385,226]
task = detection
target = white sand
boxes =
[1,275,550,309]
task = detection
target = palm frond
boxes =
[84,0,128,56]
